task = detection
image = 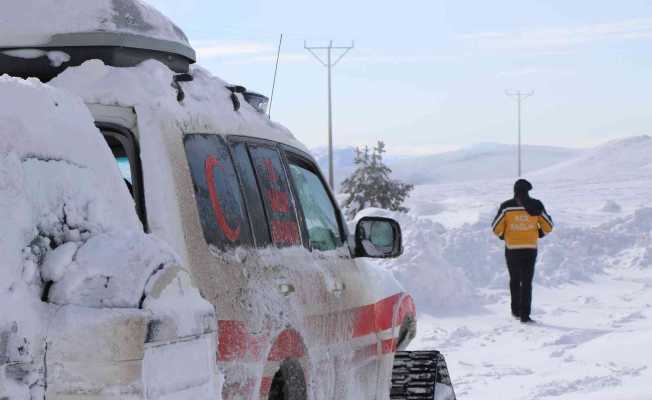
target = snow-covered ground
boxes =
[373,135,652,399]
[412,269,652,400]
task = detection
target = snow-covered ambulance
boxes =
[0,1,454,399]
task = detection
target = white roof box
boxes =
[0,0,195,81]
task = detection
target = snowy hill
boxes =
[533,135,652,182]
[314,143,583,188]
[390,143,583,185]
[312,146,357,174]
[311,145,413,186]
[335,136,651,229]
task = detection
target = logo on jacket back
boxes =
[510,214,536,231]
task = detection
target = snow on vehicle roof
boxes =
[49,59,311,154]
[0,0,189,48]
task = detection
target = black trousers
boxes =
[505,248,538,318]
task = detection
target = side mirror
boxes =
[352,217,403,258]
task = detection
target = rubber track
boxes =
[390,350,455,400]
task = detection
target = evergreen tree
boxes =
[340,141,414,218]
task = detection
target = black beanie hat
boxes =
[514,179,533,194]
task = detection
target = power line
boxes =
[506,90,534,178]
[305,40,355,189]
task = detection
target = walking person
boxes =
[492,179,554,323]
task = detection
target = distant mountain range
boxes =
[311,142,586,189]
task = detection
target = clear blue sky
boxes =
[148,0,652,154]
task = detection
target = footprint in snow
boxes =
[612,311,645,327]
[531,375,622,399]
[543,330,609,350]
[423,327,448,342]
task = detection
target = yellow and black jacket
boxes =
[492,198,553,249]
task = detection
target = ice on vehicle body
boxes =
[0,76,220,399]
[45,56,429,398]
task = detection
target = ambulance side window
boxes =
[230,142,271,248]
[184,134,253,251]
[287,160,343,251]
[248,145,302,248]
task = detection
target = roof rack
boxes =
[0,31,196,82]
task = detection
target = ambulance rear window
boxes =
[116,157,132,183]
[184,134,253,251]
[100,125,148,232]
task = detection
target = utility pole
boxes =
[505,90,534,177]
[305,40,355,189]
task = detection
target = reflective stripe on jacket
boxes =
[492,198,553,249]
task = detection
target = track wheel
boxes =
[390,350,456,400]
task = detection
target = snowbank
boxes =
[601,200,622,213]
[457,207,652,287]
[358,205,652,316]
[0,0,189,47]
[355,208,477,315]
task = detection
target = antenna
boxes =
[268,34,284,118]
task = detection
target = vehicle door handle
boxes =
[278,283,295,296]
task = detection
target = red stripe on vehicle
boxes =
[397,294,416,327]
[218,320,265,362]
[267,329,306,361]
[375,293,402,332]
[352,302,376,338]
[218,293,406,363]
[352,293,402,338]
[381,338,397,354]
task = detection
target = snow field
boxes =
[411,270,652,400]
[370,135,652,399]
